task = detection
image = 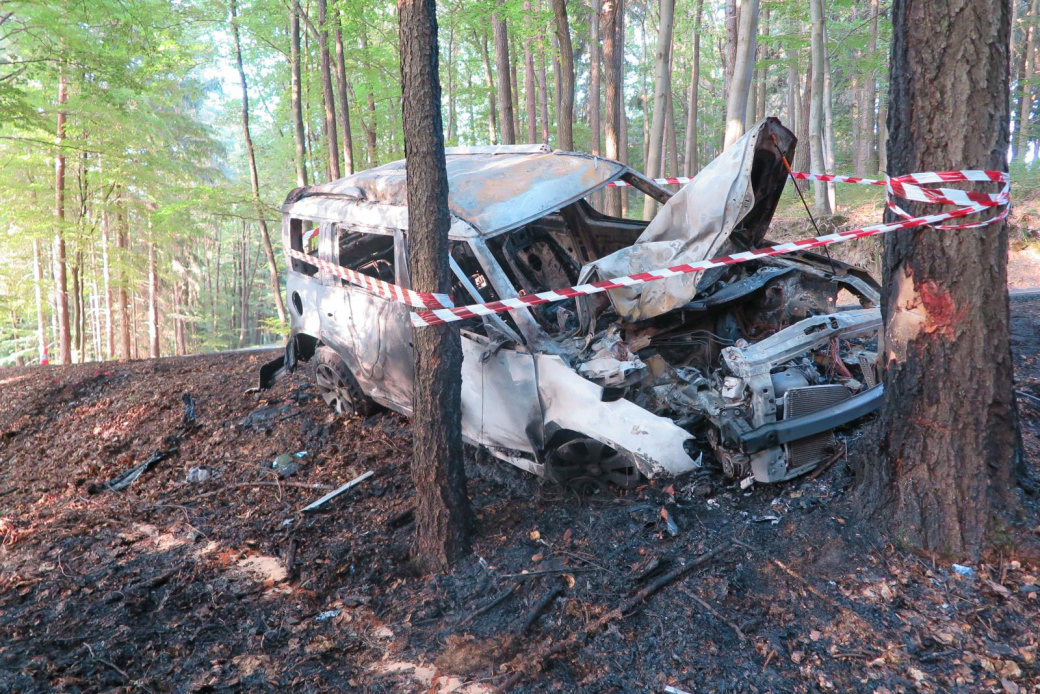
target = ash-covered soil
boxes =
[1,301,1039,693]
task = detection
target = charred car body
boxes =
[263,119,883,488]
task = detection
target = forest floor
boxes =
[0,309,1038,693]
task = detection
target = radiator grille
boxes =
[783,385,850,471]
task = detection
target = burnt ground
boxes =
[0,304,1039,694]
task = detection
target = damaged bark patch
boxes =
[885,264,961,364]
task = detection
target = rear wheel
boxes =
[313,345,376,417]
[546,436,643,490]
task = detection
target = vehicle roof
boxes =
[283,144,627,237]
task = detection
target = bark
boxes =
[795,58,812,172]
[724,0,759,149]
[524,1,537,143]
[316,0,341,179]
[33,238,47,363]
[397,0,473,572]
[537,35,550,143]
[117,207,131,361]
[877,92,888,173]
[54,67,71,365]
[602,0,623,215]
[724,0,737,105]
[857,0,1018,561]
[174,268,185,356]
[231,0,289,325]
[683,0,703,177]
[665,75,678,175]
[493,10,516,144]
[822,17,836,210]
[334,15,355,175]
[1017,0,1039,160]
[755,8,768,122]
[551,0,574,149]
[589,0,602,156]
[478,30,499,144]
[511,42,522,141]
[643,0,674,220]
[787,60,797,131]
[148,238,159,359]
[101,190,113,359]
[618,0,628,217]
[863,0,879,173]
[290,7,309,186]
[808,0,831,213]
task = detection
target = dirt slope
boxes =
[1,304,1039,693]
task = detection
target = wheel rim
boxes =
[314,363,355,415]
[548,437,642,490]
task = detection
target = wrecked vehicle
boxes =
[263,118,883,488]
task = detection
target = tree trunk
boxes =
[683,0,703,177]
[877,92,888,173]
[493,11,516,144]
[723,0,759,148]
[787,59,797,131]
[795,58,812,172]
[857,0,1018,562]
[643,0,674,220]
[398,0,473,573]
[511,41,522,141]
[118,209,131,361]
[537,35,550,144]
[148,238,159,359]
[316,0,341,179]
[32,238,48,364]
[231,0,289,325]
[602,0,623,215]
[1018,0,1039,160]
[334,17,355,175]
[290,7,309,186]
[862,0,879,173]
[524,1,538,143]
[589,0,602,157]
[822,17,837,210]
[756,7,768,122]
[101,193,113,360]
[551,0,575,150]
[54,68,71,365]
[808,0,831,213]
[479,30,499,144]
[724,0,737,106]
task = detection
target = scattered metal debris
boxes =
[271,451,307,478]
[300,470,374,513]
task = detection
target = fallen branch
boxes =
[301,470,374,513]
[494,540,733,692]
[458,584,517,629]
[683,589,746,643]
[520,584,564,634]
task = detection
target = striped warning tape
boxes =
[283,170,1009,327]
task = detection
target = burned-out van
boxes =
[261,119,882,489]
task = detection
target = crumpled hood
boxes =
[578,118,796,322]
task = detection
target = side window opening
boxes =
[450,241,525,339]
[289,218,319,276]
[336,227,395,286]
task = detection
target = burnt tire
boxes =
[546,435,644,490]
[313,345,376,417]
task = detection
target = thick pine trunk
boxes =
[398,0,473,572]
[643,0,674,220]
[602,0,623,216]
[231,0,289,325]
[858,0,1018,561]
[723,0,758,148]
[493,11,517,145]
[551,0,574,149]
[290,8,309,186]
[54,68,71,365]
[682,0,703,177]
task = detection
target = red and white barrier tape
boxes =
[284,169,1009,327]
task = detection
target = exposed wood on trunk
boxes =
[230,0,289,325]
[551,0,574,149]
[723,0,758,148]
[398,0,473,572]
[493,10,516,144]
[858,0,1017,561]
[643,0,674,220]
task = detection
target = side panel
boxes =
[460,333,540,455]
